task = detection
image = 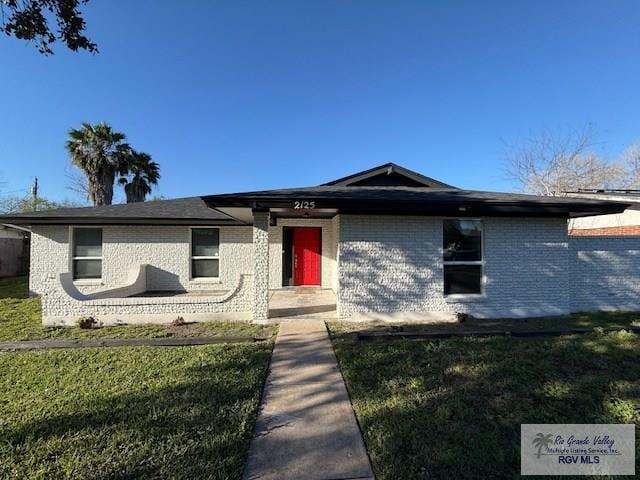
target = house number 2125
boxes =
[294,201,316,209]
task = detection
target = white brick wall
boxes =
[337,215,570,319]
[30,225,70,295]
[31,216,640,325]
[331,215,340,293]
[253,212,270,321]
[30,224,254,324]
[569,236,640,311]
[30,225,253,295]
[41,273,253,325]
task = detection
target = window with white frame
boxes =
[443,219,483,295]
[191,228,219,278]
[72,228,103,279]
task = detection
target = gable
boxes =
[346,171,429,187]
[321,162,456,188]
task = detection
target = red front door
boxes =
[293,228,321,286]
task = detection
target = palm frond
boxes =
[65,122,129,206]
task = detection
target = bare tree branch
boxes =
[503,124,627,196]
[64,165,89,200]
[620,144,640,188]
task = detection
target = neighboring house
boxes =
[0,224,30,277]
[565,189,640,236]
[0,163,636,326]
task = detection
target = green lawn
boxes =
[0,342,272,479]
[0,276,274,341]
[330,327,640,479]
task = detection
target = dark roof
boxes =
[203,186,629,218]
[569,189,640,194]
[0,196,244,225]
[321,162,456,188]
[565,189,640,200]
[0,164,631,224]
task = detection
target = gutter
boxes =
[1,223,31,232]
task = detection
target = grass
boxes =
[0,342,273,479]
[330,326,640,479]
[0,276,28,298]
[0,276,274,341]
[0,276,276,478]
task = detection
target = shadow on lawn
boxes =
[0,276,28,299]
[331,330,640,480]
[4,336,357,480]
[1,345,272,480]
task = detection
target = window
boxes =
[443,219,483,295]
[72,228,102,279]
[191,228,219,278]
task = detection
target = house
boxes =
[565,189,640,236]
[1,162,637,326]
[0,224,30,277]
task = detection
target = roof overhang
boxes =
[1,223,31,232]
[1,183,630,226]
[0,217,245,226]
[203,194,630,219]
[0,196,247,227]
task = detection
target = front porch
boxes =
[251,210,340,322]
[268,288,337,320]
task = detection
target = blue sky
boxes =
[1,0,639,203]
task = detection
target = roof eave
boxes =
[0,217,246,226]
[203,195,629,218]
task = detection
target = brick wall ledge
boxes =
[53,269,251,306]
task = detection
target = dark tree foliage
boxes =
[0,0,97,55]
[119,151,161,203]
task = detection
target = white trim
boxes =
[444,292,486,302]
[72,279,104,286]
[442,218,485,298]
[189,226,221,280]
[69,226,103,281]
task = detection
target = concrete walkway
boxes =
[243,320,374,480]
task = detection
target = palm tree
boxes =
[66,122,131,206]
[119,151,161,203]
[532,433,553,459]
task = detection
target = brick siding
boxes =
[30,216,640,324]
[30,225,254,324]
[337,216,570,319]
[570,226,640,236]
[569,236,640,312]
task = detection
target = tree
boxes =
[0,193,83,213]
[504,124,626,196]
[118,151,160,203]
[621,143,640,188]
[66,122,130,206]
[0,0,97,55]
[64,167,90,200]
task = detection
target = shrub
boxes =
[77,316,99,329]
[171,316,186,327]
